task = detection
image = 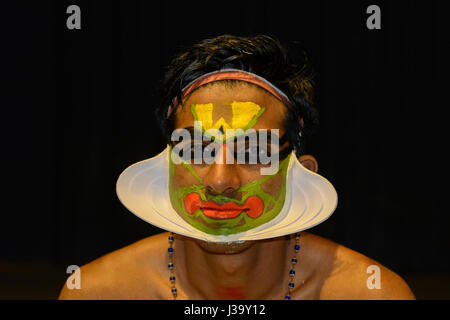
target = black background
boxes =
[2,0,449,299]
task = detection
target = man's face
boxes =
[168,83,290,236]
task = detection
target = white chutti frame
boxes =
[116,147,338,242]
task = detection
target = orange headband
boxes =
[166,69,294,118]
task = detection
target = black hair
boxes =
[155,34,319,156]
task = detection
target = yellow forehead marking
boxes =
[231,101,262,129]
[192,101,263,140]
[193,103,214,129]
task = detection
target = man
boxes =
[58,35,415,300]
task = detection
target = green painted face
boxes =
[168,152,290,235]
[168,99,290,236]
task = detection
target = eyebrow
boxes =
[177,126,284,142]
[172,126,292,159]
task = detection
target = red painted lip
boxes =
[184,193,264,219]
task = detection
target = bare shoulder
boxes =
[303,232,415,300]
[58,232,170,300]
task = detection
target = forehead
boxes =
[173,82,288,132]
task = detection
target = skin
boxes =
[58,83,416,300]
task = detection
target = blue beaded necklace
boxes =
[167,232,301,300]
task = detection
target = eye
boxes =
[175,141,201,162]
[189,143,204,159]
[246,144,272,164]
[259,145,271,156]
[190,143,203,153]
[202,143,217,161]
[246,145,259,154]
[186,142,218,163]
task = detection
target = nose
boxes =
[202,144,241,197]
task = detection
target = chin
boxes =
[195,239,257,254]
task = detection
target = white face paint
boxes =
[116,147,338,242]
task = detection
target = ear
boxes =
[298,154,318,173]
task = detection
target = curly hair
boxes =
[155,34,319,156]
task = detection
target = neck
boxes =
[176,235,291,299]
